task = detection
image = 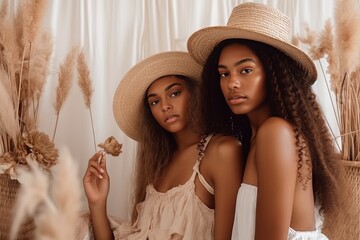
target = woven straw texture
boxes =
[0,174,35,240]
[323,161,360,239]
[187,2,317,84]
[113,51,202,141]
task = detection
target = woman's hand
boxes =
[83,151,110,207]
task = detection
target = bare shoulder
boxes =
[205,134,243,186]
[257,117,294,138]
[256,117,298,168]
[206,134,242,158]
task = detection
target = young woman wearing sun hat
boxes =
[187,2,344,240]
[79,51,243,239]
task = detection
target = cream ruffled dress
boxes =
[76,135,215,240]
[231,183,329,240]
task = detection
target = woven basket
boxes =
[323,160,360,240]
[0,173,35,240]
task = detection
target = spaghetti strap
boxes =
[193,135,214,195]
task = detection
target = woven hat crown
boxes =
[187,2,317,83]
[227,3,291,43]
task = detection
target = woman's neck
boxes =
[173,129,201,151]
[247,103,272,137]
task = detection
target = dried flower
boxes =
[16,130,58,169]
[98,136,122,156]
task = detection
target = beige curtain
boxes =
[4,0,336,220]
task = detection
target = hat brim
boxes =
[187,26,317,83]
[113,51,202,141]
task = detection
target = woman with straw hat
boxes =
[188,2,344,240]
[79,51,243,239]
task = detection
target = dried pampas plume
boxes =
[10,148,81,240]
[0,0,8,19]
[53,46,79,141]
[77,50,93,108]
[0,76,20,147]
[334,0,360,75]
[77,50,97,152]
[20,0,48,47]
[316,20,341,94]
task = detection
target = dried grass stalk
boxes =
[53,46,78,140]
[20,0,48,47]
[54,47,78,114]
[46,148,81,240]
[10,157,52,240]
[299,0,360,161]
[0,73,20,148]
[334,0,360,75]
[0,0,8,20]
[77,49,97,151]
[10,148,81,240]
[77,50,93,108]
[338,69,360,160]
[28,32,53,122]
[0,16,19,106]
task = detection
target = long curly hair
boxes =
[201,38,343,216]
[131,75,201,222]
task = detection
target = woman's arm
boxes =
[83,152,114,240]
[210,135,243,240]
[255,117,298,240]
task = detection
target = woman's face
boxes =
[218,43,267,115]
[146,76,191,134]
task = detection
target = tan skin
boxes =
[83,76,243,240]
[218,43,315,240]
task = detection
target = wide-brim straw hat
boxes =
[187,2,317,84]
[113,51,202,141]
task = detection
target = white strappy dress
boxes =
[231,183,329,240]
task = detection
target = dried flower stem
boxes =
[52,47,78,141]
[77,50,96,152]
[318,60,340,127]
[89,106,97,152]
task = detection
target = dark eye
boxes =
[241,68,252,74]
[219,72,229,78]
[149,99,159,106]
[170,90,181,97]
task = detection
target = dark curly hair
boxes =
[201,38,343,216]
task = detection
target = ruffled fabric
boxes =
[76,135,215,240]
[127,172,214,240]
[232,183,329,240]
[288,228,328,240]
[76,174,214,240]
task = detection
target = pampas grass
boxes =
[10,148,81,240]
[20,0,48,47]
[53,47,78,141]
[0,0,74,167]
[297,0,360,161]
[77,50,96,152]
[0,78,19,149]
[334,0,360,75]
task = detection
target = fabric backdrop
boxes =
[4,0,337,221]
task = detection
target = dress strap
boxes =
[193,135,214,195]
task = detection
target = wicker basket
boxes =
[0,174,35,240]
[323,160,360,240]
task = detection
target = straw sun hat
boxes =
[187,2,317,84]
[113,51,202,141]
